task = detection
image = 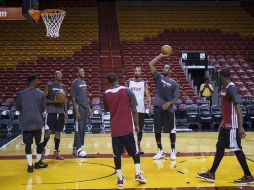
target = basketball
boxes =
[29,9,41,22]
[55,91,66,103]
[161,45,172,55]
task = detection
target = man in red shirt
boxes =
[104,72,146,188]
[197,68,254,184]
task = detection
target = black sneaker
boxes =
[234,175,254,184]
[27,165,33,173]
[196,171,215,182]
[34,160,48,169]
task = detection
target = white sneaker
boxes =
[76,148,87,158]
[153,149,165,160]
[170,149,176,161]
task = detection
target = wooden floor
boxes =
[0,132,254,190]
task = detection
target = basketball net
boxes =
[41,10,66,38]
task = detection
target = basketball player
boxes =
[149,54,179,160]
[42,71,67,160]
[71,68,92,158]
[126,66,152,154]
[197,68,254,184]
[104,72,146,188]
[15,74,48,172]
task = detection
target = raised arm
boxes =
[149,53,168,75]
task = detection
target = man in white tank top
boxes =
[126,66,152,154]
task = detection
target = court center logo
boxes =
[0,11,7,17]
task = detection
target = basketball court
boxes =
[1,0,254,189]
[0,133,254,189]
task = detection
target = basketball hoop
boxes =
[41,9,66,38]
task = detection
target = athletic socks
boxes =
[26,154,33,166]
[135,163,141,175]
[36,154,42,163]
[116,169,123,179]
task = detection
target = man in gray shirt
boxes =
[15,74,48,172]
[149,53,180,161]
[42,71,67,160]
[71,68,92,158]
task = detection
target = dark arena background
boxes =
[0,0,254,189]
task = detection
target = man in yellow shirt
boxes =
[200,78,214,105]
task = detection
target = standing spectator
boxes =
[200,77,214,105]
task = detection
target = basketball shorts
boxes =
[45,113,65,131]
[217,127,242,151]
[112,132,139,157]
[154,106,176,133]
[23,129,42,145]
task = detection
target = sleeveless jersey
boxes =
[127,79,146,113]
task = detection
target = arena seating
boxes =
[116,4,254,101]
[0,1,254,132]
[0,7,99,100]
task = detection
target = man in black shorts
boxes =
[149,53,180,161]
[42,71,67,160]
[15,74,48,172]
[197,68,254,184]
[104,72,146,188]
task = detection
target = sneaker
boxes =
[153,149,165,160]
[135,173,146,184]
[117,177,124,187]
[138,145,144,154]
[34,160,48,169]
[27,165,33,173]
[196,171,215,182]
[234,175,254,184]
[170,149,176,161]
[53,150,64,160]
[76,148,87,158]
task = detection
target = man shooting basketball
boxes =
[149,53,179,161]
